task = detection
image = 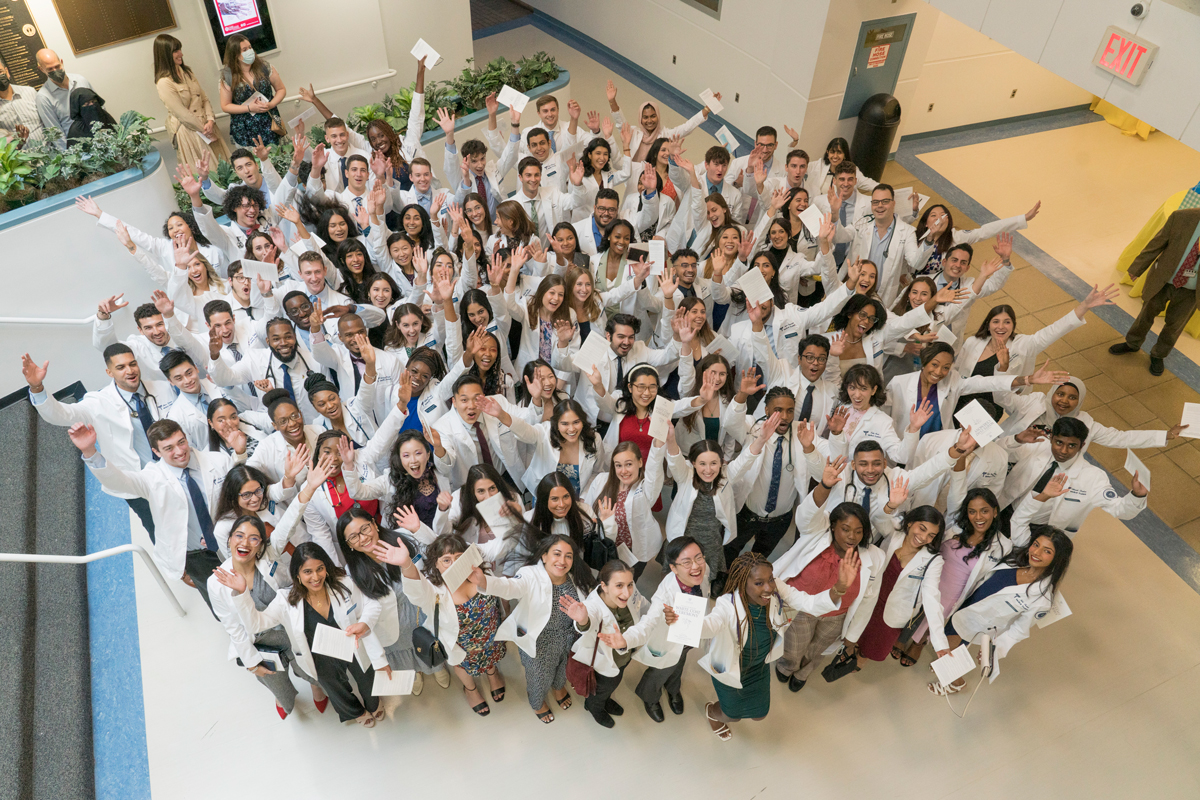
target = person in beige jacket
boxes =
[153,33,230,167]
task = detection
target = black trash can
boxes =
[850,93,902,182]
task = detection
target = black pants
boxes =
[127,497,156,542]
[725,508,793,565]
[313,653,379,722]
[183,548,222,613]
[1125,283,1197,359]
[635,646,691,704]
[585,660,628,717]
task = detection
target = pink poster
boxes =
[214,0,262,36]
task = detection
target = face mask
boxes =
[48,68,66,83]
[240,49,256,65]
[0,77,10,91]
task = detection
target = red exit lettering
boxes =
[1098,31,1148,79]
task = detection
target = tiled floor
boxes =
[470,0,532,31]
[877,157,1200,548]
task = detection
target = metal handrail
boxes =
[0,315,96,325]
[0,543,187,617]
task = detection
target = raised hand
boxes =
[822,455,847,487]
[828,331,845,359]
[310,143,328,176]
[597,627,628,650]
[738,367,764,398]
[75,195,102,218]
[993,336,1010,373]
[596,496,615,521]
[372,539,412,568]
[335,434,356,472]
[993,231,1013,262]
[605,79,618,104]
[252,135,269,163]
[484,92,499,117]
[1036,472,1069,501]
[394,505,422,533]
[212,567,248,595]
[435,107,456,134]
[909,398,934,432]
[96,294,128,320]
[567,98,581,121]
[888,474,910,509]
[558,594,590,625]
[954,426,978,455]
[151,289,175,318]
[478,394,503,419]
[1029,360,1068,386]
[67,422,97,454]
[797,419,816,451]
[1025,200,1042,222]
[738,232,756,262]
[284,443,310,484]
[585,110,600,133]
[834,547,860,594]
[826,405,849,436]
[437,490,453,511]
[1078,283,1119,315]
[601,115,615,138]
[783,124,799,146]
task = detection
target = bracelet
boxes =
[820,480,833,490]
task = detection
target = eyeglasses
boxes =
[277,412,303,424]
[673,554,706,569]
[238,486,266,501]
[870,199,894,206]
[800,354,829,365]
[345,524,375,546]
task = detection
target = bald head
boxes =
[36,49,66,84]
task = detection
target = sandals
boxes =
[705,701,732,742]
[555,691,572,710]
[536,707,555,724]
[463,684,490,716]
[892,644,916,667]
[355,713,376,728]
[371,707,386,722]
[928,680,964,696]
[486,667,505,702]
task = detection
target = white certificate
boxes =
[699,88,723,115]
[648,240,666,276]
[935,325,957,345]
[1035,592,1072,629]
[311,624,357,662]
[1124,449,1151,490]
[737,267,775,307]
[931,644,975,686]
[411,38,443,68]
[648,397,675,441]
[372,669,416,696]
[573,330,610,376]
[799,203,825,236]
[476,492,513,538]
[954,400,1004,448]
[714,125,737,153]
[1180,403,1200,439]
[287,106,321,133]
[497,84,530,114]
[439,543,484,592]
[666,593,707,648]
[239,259,277,283]
[894,187,931,215]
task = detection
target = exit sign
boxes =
[1092,26,1158,86]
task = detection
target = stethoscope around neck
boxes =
[753,418,796,472]
[264,349,316,390]
[841,469,891,505]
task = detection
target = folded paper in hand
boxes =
[935,325,957,345]
[239,259,277,283]
[411,38,443,68]
[954,400,1004,448]
[372,669,416,696]
[648,397,675,441]
[699,89,723,115]
[893,187,930,215]
[738,267,775,307]
[799,204,825,236]
[439,543,484,592]
[1123,449,1150,490]
[287,106,321,133]
[312,624,357,662]
[497,84,530,114]
[573,331,610,376]
[476,492,513,538]
[648,240,666,276]
[1180,403,1200,439]
[714,125,737,153]
[931,644,975,686]
[666,593,706,648]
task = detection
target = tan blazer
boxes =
[1129,207,1200,308]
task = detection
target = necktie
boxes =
[132,392,157,460]
[228,344,256,397]
[834,199,850,266]
[339,157,348,190]
[418,192,431,213]
[529,198,539,234]
[350,355,364,393]
[282,365,295,400]
[799,384,815,422]
[198,393,210,414]
[308,293,319,303]
[160,345,171,356]
[861,486,872,516]
[183,468,217,552]
[245,306,255,320]
[548,130,556,152]
[353,196,364,217]
[615,355,625,390]
[764,436,784,514]
[475,174,489,212]
[1033,460,1059,493]
[1173,239,1199,288]
[473,421,493,466]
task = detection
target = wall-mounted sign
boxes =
[867,44,890,69]
[1092,25,1157,86]
[214,0,263,36]
[0,1,47,88]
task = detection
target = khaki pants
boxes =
[776,611,845,679]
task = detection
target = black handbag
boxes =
[412,599,448,668]
[821,645,861,683]
[582,521,619,571]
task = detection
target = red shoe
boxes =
[276,703,288,720]
[314,696,328,713]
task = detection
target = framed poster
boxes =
[50,0,175,55]
[0,0,48,88]
[203,0,277,59]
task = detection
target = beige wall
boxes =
[24,0,473,144]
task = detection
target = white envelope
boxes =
[497,84,530,113]
[935,325,957,345]
[311,624,357,662]
[1180,403,1200,439]
[666,593,706,648]
[648,397,675,441]
[372,669,416,696]
[476,492,513,538]
[411,38,443,68]
[439,543,484,592]
[1035,592,1072,629]
[287,106,321,133]
[699,88,723,115]
[894,186,931,215]
[1124,449,1150,490]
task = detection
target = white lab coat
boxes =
[821,304,935,381]
[569,587,646,678]
[846,216,924,307]
[432,407,525,492]
[999,376,1168,454]
[621,569,711,669]
[924,529,1012,653]
[828,405,919,466]
[947,565,1057,681]
[954,310,1085,386]
[207,556,282,667]
[483,562,586,657]
[506,416,605,497]
[883,370,1015,439]
[663,445,758,544]
[909,430,1007,510]
[1000,445,1147,534]
[584,443,667,564]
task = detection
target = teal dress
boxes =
[712,603,776,719]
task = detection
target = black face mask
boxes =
[0,77,10,91]
[48,68,66,83]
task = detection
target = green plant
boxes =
[448,56,520,112]
[515,52,561,93]
[0,137,36,195]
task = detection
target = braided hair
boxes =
[722,551,773,653]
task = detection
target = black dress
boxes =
[955,353,1004,421]
[303,599,380,722]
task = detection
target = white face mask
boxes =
[240,49,256,65]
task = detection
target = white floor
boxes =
[125,25,1200,799]
[133,502,1200,799]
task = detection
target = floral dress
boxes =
[455,591,507,675]
[221,61,279,146]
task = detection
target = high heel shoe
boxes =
[276,703,288,720]
[313,690,329,714]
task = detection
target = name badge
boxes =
[784,331,798,339]
[347,603,357,614]
[269,561,278,576]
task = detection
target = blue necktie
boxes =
[548,130,556,152]
[160,345,170,355]
[183,468,217,551]
[834,199,850,266]
[861,486,872,516]
[132,392,158,461]
[198,393,210,414]
[418,193,431,212]
[308,293,319,303]
[764,436,784,514]
[339,157,348,190]
[228,344,256,397]
[282,366,294,401]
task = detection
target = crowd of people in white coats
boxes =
[20,51,1190,739]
